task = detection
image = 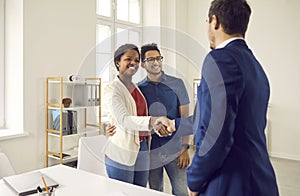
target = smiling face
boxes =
[142,50,162,76]
[116,49,140,77]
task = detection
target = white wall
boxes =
[247,0,300,160]
[0,0,96,173]
[1,0,26,173]
[149,0,206,112]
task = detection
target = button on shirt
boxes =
[138,72,190,155]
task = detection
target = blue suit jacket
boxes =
[175,39,279,196]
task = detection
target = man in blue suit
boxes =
[157,0,279,195]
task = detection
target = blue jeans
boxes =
[149,156,188,196]
[105,139,150,187]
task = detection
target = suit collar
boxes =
[216,37,244,49]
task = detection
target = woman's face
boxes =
[116,49,140,76]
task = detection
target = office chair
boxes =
[77,135,108,177]
[0,152,16,179]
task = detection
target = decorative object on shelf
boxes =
[68,75,81,82]
[62,97,72,107]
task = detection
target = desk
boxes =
[0,165,172,196]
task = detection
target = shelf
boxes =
[48,105,100,110]
[47,80,100,85]
[46,76,102,167]
[48,128,101,137]
[48,80,85,84]
[48,149,78,162]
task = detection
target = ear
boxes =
[141,62,146,68]
[211,15,220,30]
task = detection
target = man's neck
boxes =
[147,72,163,83]
[215,33,243,49]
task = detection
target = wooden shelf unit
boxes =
[45,77,102,167]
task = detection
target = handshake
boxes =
[150,116,176,137]
[105,116,176,137]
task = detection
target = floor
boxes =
[271,157,300,196]
[162,154,300,196]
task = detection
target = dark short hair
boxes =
[208,0,251,37]
[141,43,161,62]
[114,44,140,71]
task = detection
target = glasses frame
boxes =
[143,56,164,64]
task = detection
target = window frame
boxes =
[0,0,5,128]
[96,0,143,82]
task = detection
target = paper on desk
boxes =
[105,192,128,196]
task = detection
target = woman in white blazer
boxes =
[103,44,162,187]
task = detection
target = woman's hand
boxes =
[106,124,116,136]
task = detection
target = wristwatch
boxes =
[182,144,190,150]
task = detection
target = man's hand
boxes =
[150,117,169,137]
[178,148,190,168]
[188,188,199,196]
[105,124,116,136]
[155,116,176,133]
[150,116,175,137]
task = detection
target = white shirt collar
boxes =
[215,37,244,49]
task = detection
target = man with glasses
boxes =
[107,43,191,195]
[138,43,190,196]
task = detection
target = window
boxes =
[96,0,142,83]
[117,0,140,24]
[0,0,5,128]
[0,0,23,136]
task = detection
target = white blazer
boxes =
[103,77,151,166]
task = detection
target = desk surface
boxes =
[0,165,172,196]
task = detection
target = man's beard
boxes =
[146,69,161,75]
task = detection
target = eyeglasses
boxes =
[143,56,163,64]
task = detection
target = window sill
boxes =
[0,129,28,141]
